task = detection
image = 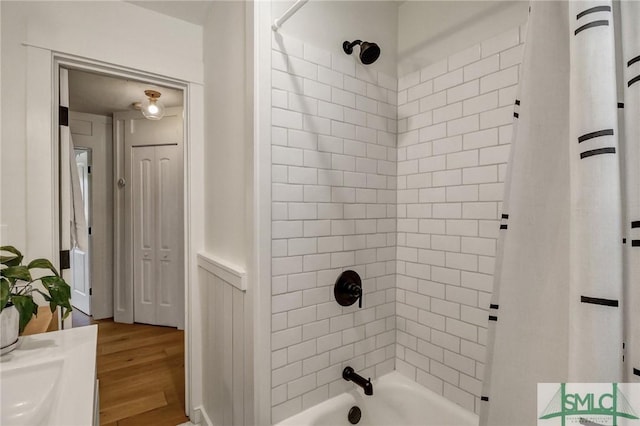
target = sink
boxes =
[0,359,64,425]
[0,326,97,426]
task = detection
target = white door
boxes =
[132,144,182,326]
[71,149,91,314]
[113,108,184,327]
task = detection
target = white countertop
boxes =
[0,325,98,426]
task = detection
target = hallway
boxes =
[76,314,188,425]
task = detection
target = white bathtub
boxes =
[277,372,479,426]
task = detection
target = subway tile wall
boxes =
[270,33,398,424]
[394,26,524,414]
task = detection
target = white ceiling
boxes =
[126,0,213,26]
[68,69,183,116]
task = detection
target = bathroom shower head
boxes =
[343,40,380,65]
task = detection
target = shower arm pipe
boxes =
[272,0,309,31]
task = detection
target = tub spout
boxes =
[342,366,373,396]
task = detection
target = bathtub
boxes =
[277,371,479,426]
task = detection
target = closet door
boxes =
[132,144,182,327]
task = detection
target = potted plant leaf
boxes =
[1,245,73,354]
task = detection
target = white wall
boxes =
[203,0,253,269]
[202,2,256,424]
[397,1,529,75]
[272,1,398,77]
[0,0,203,258]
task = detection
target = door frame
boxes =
[51,53,202,421]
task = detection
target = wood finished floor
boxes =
[73,311,188,426]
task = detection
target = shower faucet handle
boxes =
[334,270,363,309]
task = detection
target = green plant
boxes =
[0,246,72,332]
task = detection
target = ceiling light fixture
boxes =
[135,89,165,120]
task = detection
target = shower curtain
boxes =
[480,1,639,424]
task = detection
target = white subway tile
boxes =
[433,136,463,156]
[289,166,317,184]
[318,66,343,88]
[446,185,479,202]
[419,123,447,142]
[304,150,331,168]
[318,134,343,154]
[479,145,511,165]
[356,95,377,114]
[463,128,498,150]
[304,185,331,202]
[317,101,343,121]
[481,27,520,57]
[288,129,318,150]
[303,253,331,272]
[447,150,478,170]
[461,271,493,292]
[420,59,448,82]
[273,69,303,94]
[303,220,331,237]
[289,56,318,80]
[271,291,302,316]
[447,115,479,137]
[420,91,448,113]
[332,121,356,139]
[462,165,497,184]
[303,114,331,135]
[480,66,518,94]
[289,238,318,256]
[480,105,514,129]
[433,170,462,187]
[273,183,303,202]
[304,79,332,101]
[498,85,519,107]
[463,55,499,81]
[408,81,434,102]
[462,202,497,220]
[344,108,367,126]
[332,87,356,108]
[332,53,356,76]
[500,44,524,69]
[433,103,463,124]
[273,107,303,129]
[432,202,462,219]
[478,183,504,201]
[447,80,480,104]
[304,43,331,67]
[272,325,302,350]
[433,69,463,93]
[463,92,498,116]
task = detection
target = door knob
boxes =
[117,178,126,188]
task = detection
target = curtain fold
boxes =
[480,1,640,424]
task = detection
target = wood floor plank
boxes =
[99,391,168,425]
[73,311,188,426]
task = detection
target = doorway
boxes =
[60,64,189,423]
[64,68,185,327]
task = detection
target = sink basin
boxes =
[0,326,97,426]
[0,359,64,425]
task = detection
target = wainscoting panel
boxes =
[199,253,246,426]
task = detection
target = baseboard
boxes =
[193,406,213,426]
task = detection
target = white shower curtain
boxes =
[480,1,640,424]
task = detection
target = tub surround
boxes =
[0,325,98,426]
[394,25,525,414]
[270,32,398,423]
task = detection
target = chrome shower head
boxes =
[343,40,380,65]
